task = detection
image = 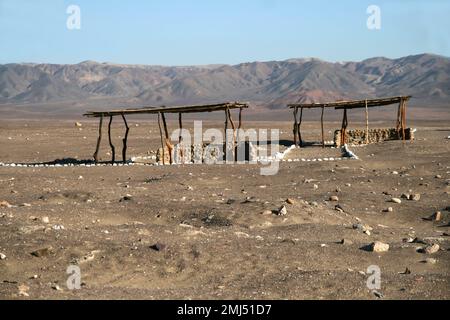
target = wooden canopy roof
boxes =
[84,102,249,118]
[287,96,411,110]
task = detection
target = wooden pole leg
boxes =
[93,115,103,163]
[321,106,325,148]
[297,107,303,147]
[157,112,165,165]
[108,116,115,163]
[161,113,173,164]
[121,114,130,163]
[293,107,298,146]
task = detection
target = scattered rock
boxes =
[261,210,273,216]
[335,204,345,213]
[435,175,442,179]
[368,241,390,253]
[75,122,82,127]
[120,195,133,202]
[401,194,410,199]
[373,290,384,299]
[329,196,339,202]
[383,207,394,213]
[52,284,62,291]
[423,244,440,254]
[410,194,421,201]
[423,258,437,264]
[425,212,442,222]
[41,216,49,224]
[340,239,353,245]
[391,198,402,204]
[400,268,412,275]
[286,198,295,205]
[276,205,287,216]
[18,284,30,297]
[0,253,6,260]
[0,200,12,208]
[353,223,373,234]
[150,243,166,252]
[31,247,52,257]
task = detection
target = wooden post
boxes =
[227,108,236,145]
[178,112,184,163]
[178,113,183,144]
[321,106,325,148]
[365,100,369,144]
[401,99,407,141]
[237,107,243,154]
[93,115,103,163]
[396,100,402,139]
[341,108,348,146]
[297,107,303,147]
[224,109,228,159]
[108,116,115,163]
[157,112,165,165]
[161,113,173,164]
[121,114,130,163]
[293,107,298,146]
[238,107,243,130]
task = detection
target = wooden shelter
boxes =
[287,96,411,147]
[83,102,248,164]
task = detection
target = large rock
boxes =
[424,244,440,254]
[369,241,390,253]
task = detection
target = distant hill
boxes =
[0,54,449,113]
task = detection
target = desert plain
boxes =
[0,118,449,300]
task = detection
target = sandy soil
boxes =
[0,119,449,300]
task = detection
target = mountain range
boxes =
[1,53,449,113]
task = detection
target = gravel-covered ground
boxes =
[0,120,449,300]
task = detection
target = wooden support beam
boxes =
[238,107,243,130]
[321,106,325,148]
[237,107,243,152]
[341,108,348,146]
[93,115,103,163]
[293,107,298,146]
[227,108,237,161]
[121,114,130,163]
[224,110,228,160]
[108,116,115,163]
[178,113,183,144]
[297,107,303,147]
[401,98,407,141]
[178,112,184,163]
[396,100,402,139]
[157,112,165,165]
[161,113,173,164]
[365,100,369,144]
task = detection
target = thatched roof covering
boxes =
[288,96,411,110]
[84,102,248,118]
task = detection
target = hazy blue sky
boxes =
[1,0,449,65]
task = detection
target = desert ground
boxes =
[0,119,449,300]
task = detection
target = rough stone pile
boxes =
[334,128,414,146]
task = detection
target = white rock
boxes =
[277,205,287,216]
[424,244,440,254]
[370,241,390,253]
[0,253,6,260]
